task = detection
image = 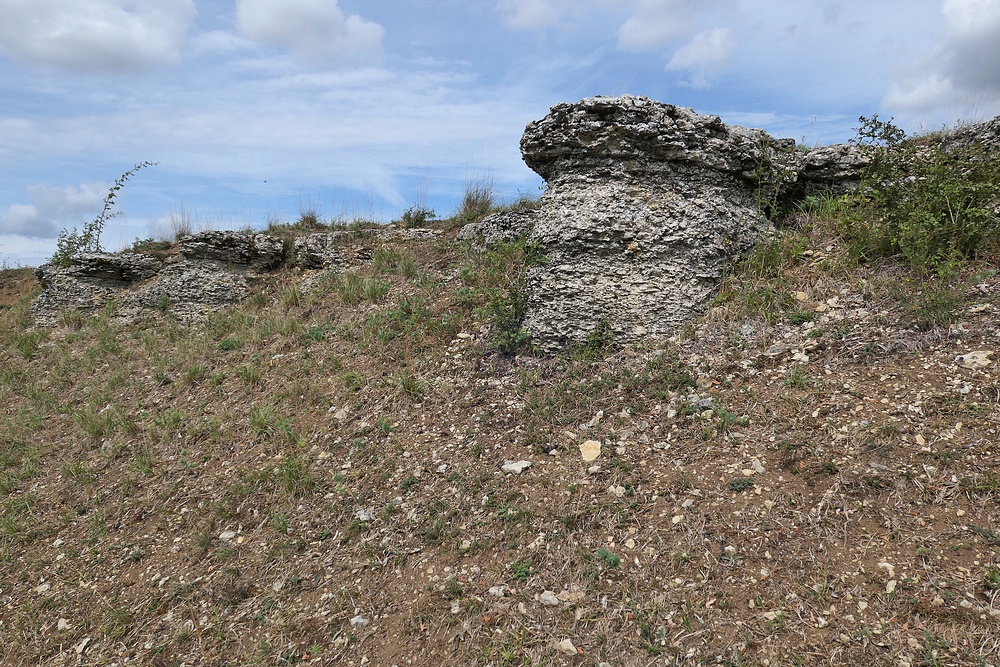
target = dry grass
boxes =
[1,215,1000,667]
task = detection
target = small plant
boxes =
[396,369,426,400]
[596,547,621,569]
[51,161,158,266]
[572,319,615,361]
[297,209,324,229]
[399,205,435,228]
[783,366,808,388]
[984,566,1000,592]
[218,338,243,351]
[509,558,537,581]
[728,477,754,492]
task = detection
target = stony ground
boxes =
[1,220,999,667]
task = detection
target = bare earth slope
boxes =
[1,222,999,667]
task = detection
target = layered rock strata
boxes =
[31,227,441,326]
[510,96,799,351]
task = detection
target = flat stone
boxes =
[956,350,994,369]
[502,460,532,474]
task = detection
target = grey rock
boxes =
[796,144,869,197]
[519,95,777,351]
[939,115,1000,153]
[458,210,538,247]
[32,231,285,326]
[179,230,285,270]
[293,233,341,269]
[122,261,252,323]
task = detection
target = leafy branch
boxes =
[51,161,158,266]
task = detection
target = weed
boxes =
[218,338,243,351]
[783,366,809,388]
[396,369,426,400]
[398,205,436,228]
[51,162,158,266]
[596,547,621,569]
[728,477,754,492]
[60,461,96,485]
[509,558,537,581]
[984,567,1000,591]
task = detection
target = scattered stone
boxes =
[57,619,71,631]
[539,590,560,606]
[350,614,370,628]
[956,350,994,369]
[354,507,375,522]
[580,440,602,461]
[692,398,715,413]
[74,638,91,655]
[34,583,50,594]
[502,460,532,474]
[555,638,578,656]
[219,530,237,541]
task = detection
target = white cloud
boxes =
[495,0,574,29]
[236,0,384,63]
[883,0,1000,124]
[617,0,694,51]
[941,0,1000,91]
[666,27,736,88]
[0,183,105,239]
[0,0,196,72]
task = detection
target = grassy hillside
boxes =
[2,128,1000,666]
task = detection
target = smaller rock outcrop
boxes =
[456,210,538,248]
[32,230,284,326]
[31,226,445,327]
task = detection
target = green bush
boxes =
[841,115,1000,273]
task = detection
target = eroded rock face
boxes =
[514,95,789,351]
[31,226,447,327]
[31,230,286,326]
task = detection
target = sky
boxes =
[2,0,1000,267]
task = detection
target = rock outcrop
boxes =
[456,95,877,351]
[507,96,783,350]
[31,227,443,326]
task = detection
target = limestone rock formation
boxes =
[511,95,790,351]
[454,95,878,351]
[31,226,446,327]
[31,230,287,326]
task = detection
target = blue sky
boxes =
[2,0,999,267]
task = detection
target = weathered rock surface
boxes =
[32,231,289,326]
[456,210,538,247]
[455,96,881,351]
[510,95,788,350]
[31,226,446,327]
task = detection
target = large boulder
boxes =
[514,95,792,351]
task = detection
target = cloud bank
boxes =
[236,0,384,63]
[0,183,105,239]
[0,0,196,72]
